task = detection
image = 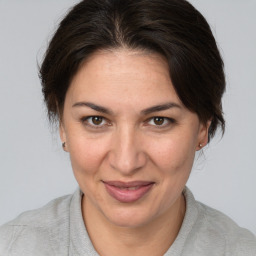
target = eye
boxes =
[147,117,174,127]
[82,116,109,127]
[90,116,104,125]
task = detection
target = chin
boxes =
[101,206,156,228]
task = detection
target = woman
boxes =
[0,0,255,255]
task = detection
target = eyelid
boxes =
[81,116,111,128]
[145,116,176,127]
[80,115,176,129]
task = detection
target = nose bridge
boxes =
[110,124,145,174]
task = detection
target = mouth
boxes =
[102,180,155,203]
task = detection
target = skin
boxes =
[60,49,210,256]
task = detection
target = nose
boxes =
[108,125,147,175]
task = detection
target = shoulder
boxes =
[181,188,256,256]
[0,193,73,255]
[195,200,256,255]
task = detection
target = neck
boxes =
[82,194,186,256]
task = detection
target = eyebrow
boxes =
[72,101,181,115]
[72,102,113,115]
[141,102,182,115]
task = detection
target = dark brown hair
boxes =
[39,0,225,141]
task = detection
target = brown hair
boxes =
[39,0,225,141]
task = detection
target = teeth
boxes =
[117,186,140,190]
[127,186,139,191]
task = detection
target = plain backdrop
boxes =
[0,0,255,235]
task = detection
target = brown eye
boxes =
[147,117,175,128]
[153,117,165,125]
[91,116,103,125]
[83,116,107,127]
[82,116,110,129]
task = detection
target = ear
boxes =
[59,121,69,152]
[196,120,211,151]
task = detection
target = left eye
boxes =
[147,117,171,126]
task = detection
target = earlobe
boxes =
[59,122,68,152]
[196,120,211,151]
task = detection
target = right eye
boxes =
[82,116,109,128]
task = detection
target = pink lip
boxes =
[103,180,155,203]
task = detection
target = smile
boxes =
[103,181,155,203]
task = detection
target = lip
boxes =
[103,180,155,203]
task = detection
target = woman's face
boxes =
[60,49,209,228]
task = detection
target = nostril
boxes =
[108,150,147,174]
[107,129,147,174]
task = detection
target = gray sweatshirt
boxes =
[0,187,255,256]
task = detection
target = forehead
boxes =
[66,49,182,108]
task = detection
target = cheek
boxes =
[67,136,109,202]
[147,133,197,172]
[68,135,108,177]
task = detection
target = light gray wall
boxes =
[0,0,255,235]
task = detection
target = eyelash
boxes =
[146,117,176,127]
[81,116,176,129]
[81,116,111,129]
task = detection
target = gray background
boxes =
[0,0,255,235]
